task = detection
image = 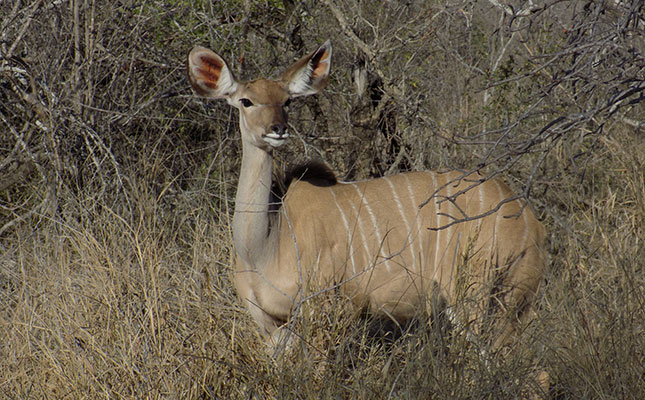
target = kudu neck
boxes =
[232,138,277,269]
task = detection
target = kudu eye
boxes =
[240,98,253,108]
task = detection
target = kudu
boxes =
[187,41,547,358]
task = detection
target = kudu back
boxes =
[186,41,547,355]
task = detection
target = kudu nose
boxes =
[263,123,289,147]
[270,124,287,137]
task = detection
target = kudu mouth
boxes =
[262,125,289,147]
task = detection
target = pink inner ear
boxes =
[198,55,223,85]
[312,51,329,79]
[201,54,223,70]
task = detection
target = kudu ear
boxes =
[187,46,238,99]
[282,40,331,98]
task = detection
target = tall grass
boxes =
[1,126,643,398]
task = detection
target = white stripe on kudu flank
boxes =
[443,176,458,285]
[329,187,356,274]
[403,174,424,272]
[477,181,485,232]
[492,180,503,254]
[520,201,529,251]
[384,176,417,268]
[346,185,371,272]
[430,173,442,280]
[351,183,390,272]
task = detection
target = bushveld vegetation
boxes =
[1,0,643,398]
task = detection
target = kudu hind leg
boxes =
[491,252,550,397]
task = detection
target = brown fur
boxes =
[187,42,548,393]
[270,161,337,213]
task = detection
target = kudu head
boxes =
[187,41,332,151]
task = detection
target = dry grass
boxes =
[2,118,643,399]
[539,130,645,399]
[1,0,644,399]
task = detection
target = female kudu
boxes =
[187,41,547,361]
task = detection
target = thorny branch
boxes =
[321,0,643,228]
